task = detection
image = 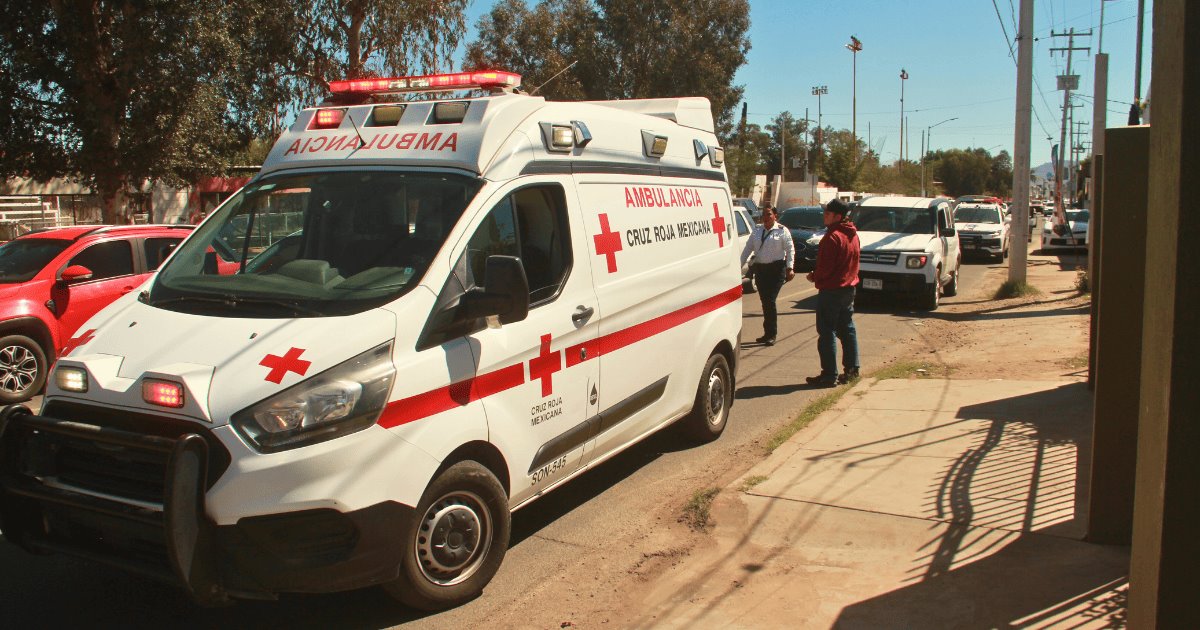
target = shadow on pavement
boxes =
[833,383,1129,628]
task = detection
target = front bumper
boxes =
[857,268,933,296]
[0,404,413,603]
[959,234,1004,255]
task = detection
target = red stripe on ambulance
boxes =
[378,285,741,428]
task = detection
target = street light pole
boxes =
[846,36,863,163]
[922,117,958,196]
[811,85,828,202]
[900,68,908,168]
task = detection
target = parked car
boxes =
[731,206,757,293]
[0,224,194,403]
[954,203,1009,261]
[850,196,960,310]
[777,206,826,271]
[1041,209,1089,252]
[733,197,761,222]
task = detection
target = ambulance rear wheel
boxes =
[385,460,510,611]
[680,353,732,443]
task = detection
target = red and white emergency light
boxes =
[329,71,522,95]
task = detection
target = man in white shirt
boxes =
[740,206,795,345]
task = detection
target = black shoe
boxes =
[837,370,860,385]
[805,374,837,387]
[756,336,776,346]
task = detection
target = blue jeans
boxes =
[816,287,859,377]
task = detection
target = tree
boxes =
[761,112,810,179]
[0,1,469,223]
[465,0,751,135]
[278,0,468,112]
[726,123,769,197]
[0,0,289,223]
[988,150,1014,197]
[930,148,999,198]
[820,129,867,191]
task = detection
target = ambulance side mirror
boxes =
[458,255,529,325]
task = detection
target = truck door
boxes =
[464,179,601,506]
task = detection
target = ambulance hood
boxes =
[857,231,937,252]
[58,296,397,426]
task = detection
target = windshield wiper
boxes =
[144,293,322,317]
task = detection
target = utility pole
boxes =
[1009,0,1034,283]
[804,107,816,204]
[1050,28,1092,219]
[736,102,748,196]
[1129,0,1146,124]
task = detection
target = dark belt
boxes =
[752,260,785,269]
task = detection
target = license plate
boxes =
[862,278,883,290]
[964,242,976,249]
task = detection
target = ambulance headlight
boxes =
[232,342,395,453]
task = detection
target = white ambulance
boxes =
[0,71,742,609]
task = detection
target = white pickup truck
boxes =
[954,202,1009,261]
[850,196,960,310]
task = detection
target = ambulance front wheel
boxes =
[680,353,732,442]
[384,460,511,611]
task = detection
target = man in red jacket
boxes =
[805,198,861,387]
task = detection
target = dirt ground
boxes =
[466,248,1093,630]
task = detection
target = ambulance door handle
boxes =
[571,306,594,323]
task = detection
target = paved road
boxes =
[0,260,994,627]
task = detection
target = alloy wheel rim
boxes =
[0,345,38,395]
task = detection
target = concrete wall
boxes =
[1128,0,1200,625]
[1087,127,1148,545]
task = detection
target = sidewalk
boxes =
[618,251,1130,629]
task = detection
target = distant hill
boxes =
[1031,160,1078,180]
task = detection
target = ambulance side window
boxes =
[461,184,571,306]
[463,197,519,289]
[512,185,572,304]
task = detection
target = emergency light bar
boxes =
[329,71,522,95]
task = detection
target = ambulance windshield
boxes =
[148,170,481,317]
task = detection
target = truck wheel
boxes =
[921,271,941,311]
[0,335,47,405]
[383,461,510,611]
[943,262,960,297]
[680,353,732,442]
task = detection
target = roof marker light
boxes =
[311,108,346,130]
[709,146,725,166]
[329,71,522,96]
[540,122,575,153]
[642,131,668,158]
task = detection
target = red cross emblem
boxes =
[528,334,562,397]
[711,203,726,247]
[593,213,623,274]
[60,329,96,357]
[260,347,312,384]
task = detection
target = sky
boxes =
[458,0,1154,168]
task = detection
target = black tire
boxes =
[679,353,732,443]
[943,262,960,297]
[383,461,510,611]
[0,334,48,404]
[921,269,941,310]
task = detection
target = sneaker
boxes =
[837,370,860,385]
[805,374,837,387]
[756,336,776,346]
